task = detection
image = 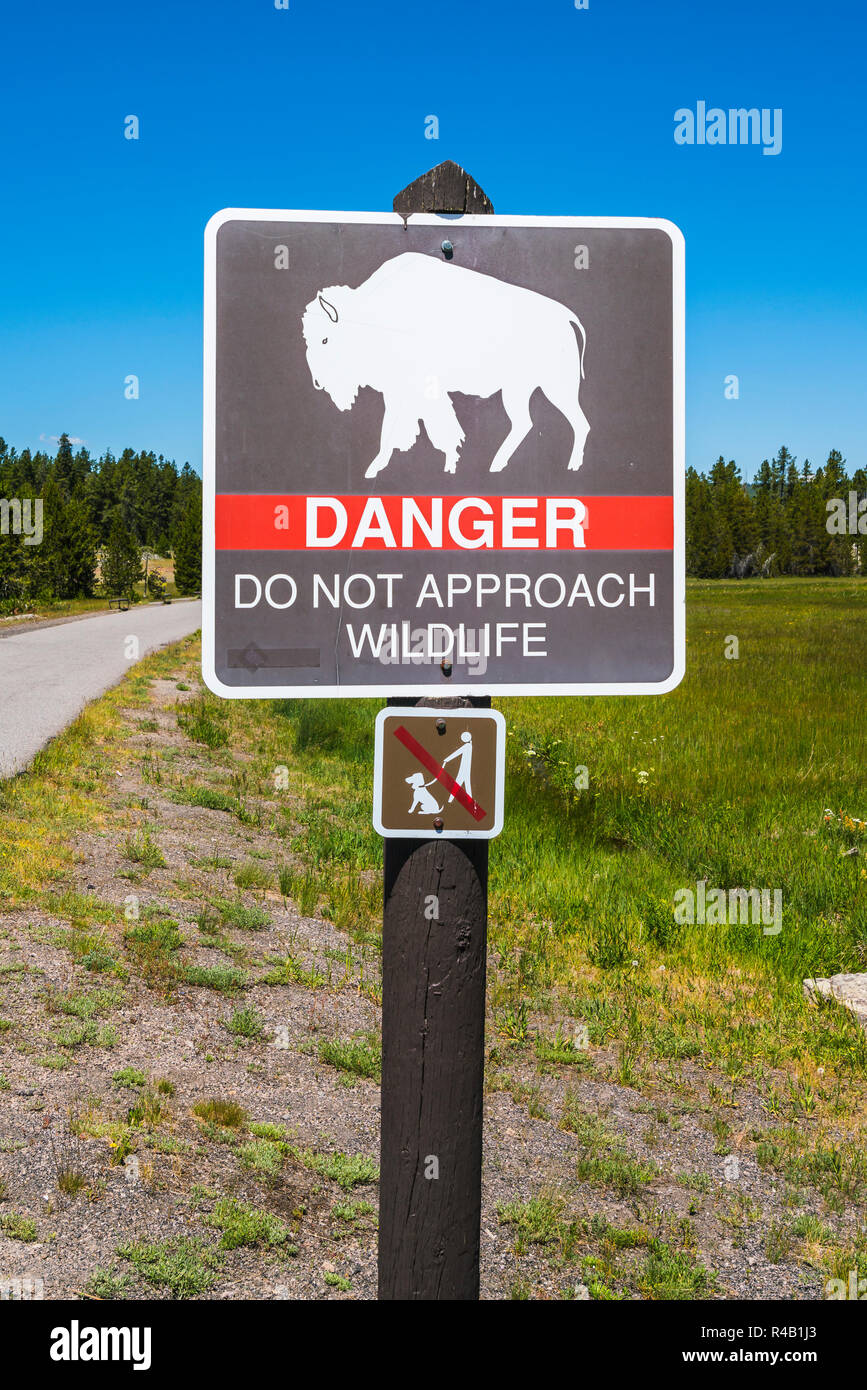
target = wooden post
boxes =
[378,163,494,1301]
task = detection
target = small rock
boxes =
[804,973,867,1030]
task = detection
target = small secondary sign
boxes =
[203,209,684,697]
[373,707,505,839]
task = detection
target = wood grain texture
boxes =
[379,690,491,1299]
[393,159,494,220]
[379,164,494,1301]
[379,830,488,1299]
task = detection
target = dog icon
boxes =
[405,772,442,815]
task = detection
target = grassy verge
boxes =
[2,578,866,1239]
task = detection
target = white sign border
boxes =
[203,208,685,699]
[372,706,506,840]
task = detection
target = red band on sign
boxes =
[214,494,673,551]
[393,724,487,822]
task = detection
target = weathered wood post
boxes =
[378,162,494,1301]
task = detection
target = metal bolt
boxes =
[433,817,444,831]
[441,240,454,259]
[436,718,446,734]
[440,658,453,677]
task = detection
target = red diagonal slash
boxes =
[393,724,487,822]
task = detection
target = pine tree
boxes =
[706,457,756,573]
[101,510,142,598]
[772,445,796,502]
[787,473,824,575]
[820,449,847,498]
[685,469,718,576]
[817,449,853,574]
[29,478,97,599]
[53,433,75,497]
[172,499,202,595]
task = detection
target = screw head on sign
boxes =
[436,718,446,734]
[440,658,453,677]
[433,817,444,831]
[441,240,454,259]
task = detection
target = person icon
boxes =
[441,731,473,803]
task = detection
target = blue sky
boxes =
[0,0,864,481]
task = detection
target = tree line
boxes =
[1,435,864,602]
[0,433,202,602]
[687,446,866,578]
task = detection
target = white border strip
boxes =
[203,209,685,699]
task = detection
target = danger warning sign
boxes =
[203,209,685,697]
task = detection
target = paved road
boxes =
[0,601,202,778]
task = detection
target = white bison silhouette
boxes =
[302,251,589,479]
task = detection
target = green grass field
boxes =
[2,576,866,1282]
[7,577,863,1078]
[264,577,867,1093]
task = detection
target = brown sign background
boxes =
[373,709,504,838]
[203,210,684,697]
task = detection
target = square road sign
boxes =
[373,707,506,839]
[203,209,685,698]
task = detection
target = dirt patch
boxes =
[0,654,844,1300]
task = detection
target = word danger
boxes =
[228,495,586,550]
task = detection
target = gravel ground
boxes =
[0,664,848,1300]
